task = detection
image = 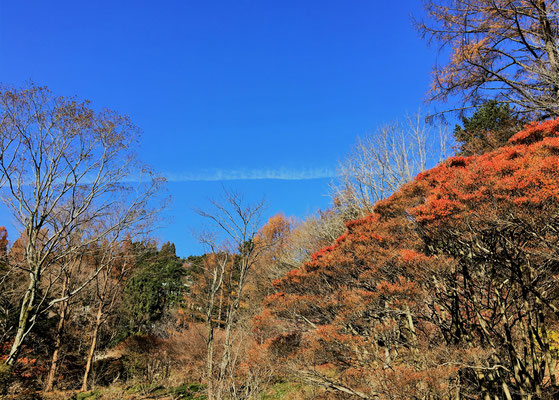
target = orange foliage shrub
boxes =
[256,118,559,399]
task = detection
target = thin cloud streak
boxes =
[164,167,337,182]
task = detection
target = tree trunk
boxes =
[81,300,103,392]
[6,271,37,366]
[45,278,69,391]
[206,323,215,400]
[219,260,248,380]
[219,310,233,380]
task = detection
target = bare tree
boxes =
[196,245,229,400]
[332,112,450,217]
[44,246,86,391]
[80,238,136,392]
[416,0,559,117]
[195,189,265,400]
[0,84,165,367]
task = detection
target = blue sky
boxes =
[0,1,442,256]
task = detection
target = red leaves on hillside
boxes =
[407,119,559,232]
[509,118,559,145]
[256,118,559,398]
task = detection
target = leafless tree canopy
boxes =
[417,0,559,117]
[195,189,266,399]
[332,113,450,217]
[0,84,165,366]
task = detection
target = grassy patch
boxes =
[171,382,205,399]
[125,382,166,396]
[76,390,101,400]
[261,381,305,399]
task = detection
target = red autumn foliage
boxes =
[256,118,559,399]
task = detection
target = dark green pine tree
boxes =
[454,101,524,156]
[120,242,186,337]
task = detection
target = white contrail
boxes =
[164,167,337,182]
[0,166,336,186]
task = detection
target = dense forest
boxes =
[2,1,559,399]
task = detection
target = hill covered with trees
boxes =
[1,100,559,399]
[257,118,559,399]
[2,1,559,399]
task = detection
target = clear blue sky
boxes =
[0,1,441,256]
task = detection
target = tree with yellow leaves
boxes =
[417,0,559,118]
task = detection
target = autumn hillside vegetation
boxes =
[255,118,559,399]
[2,87,559,400]
[3,110,559,399]
[4,1,559,397]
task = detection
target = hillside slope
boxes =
[257,119,559,399]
